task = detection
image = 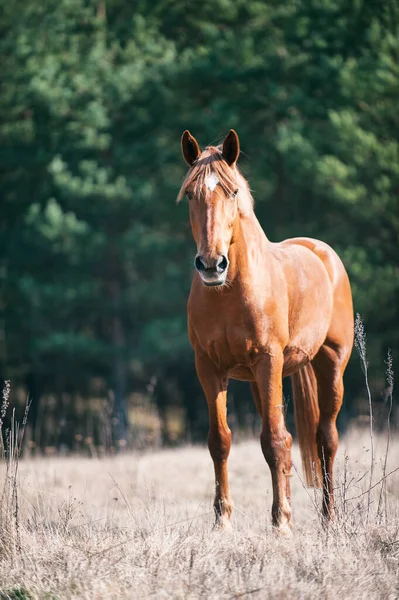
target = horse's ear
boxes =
[222,129,240,166]
[181,130,201,166]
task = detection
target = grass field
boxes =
[0,426,398,599]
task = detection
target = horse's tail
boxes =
[291,363,322,487]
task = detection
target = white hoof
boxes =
[274,521,293,537]
[213,516,232,531]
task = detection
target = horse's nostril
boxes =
[195,256,206,272]
[218,255,228,271]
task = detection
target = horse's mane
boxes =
[177,146,254,216]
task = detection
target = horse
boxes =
[178,129,354,533]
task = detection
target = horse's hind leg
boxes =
[250,381,262,416]
[312,343,347,519]
[195,352,232,528]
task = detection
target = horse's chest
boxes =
[189,311,266,371]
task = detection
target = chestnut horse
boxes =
[178,129,353,532]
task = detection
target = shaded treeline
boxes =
[1,0,398,449]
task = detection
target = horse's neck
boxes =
[229,210,270,280]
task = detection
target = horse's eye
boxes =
[186,191,193,201]
[231,189,239,199]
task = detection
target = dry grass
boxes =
[0,426,398,599]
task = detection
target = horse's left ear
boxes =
[222,129,240,166]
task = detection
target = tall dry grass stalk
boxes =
[0,382,30,559]
[354,313,374,524]
[377,348,394,523]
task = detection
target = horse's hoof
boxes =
[213,516,232,531]
[321,512,335,529]
[273,521,293,538]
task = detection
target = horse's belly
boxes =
[229,365,255,381]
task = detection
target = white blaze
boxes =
[205,173,219,192]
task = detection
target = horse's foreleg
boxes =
[253,351,292,532]
[195,352,232,528]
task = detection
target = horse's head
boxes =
[178,130,246,288]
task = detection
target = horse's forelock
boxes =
[177,146,253,215]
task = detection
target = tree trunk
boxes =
[110,280,127,447]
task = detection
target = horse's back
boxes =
[280,237,348,289]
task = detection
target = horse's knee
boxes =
[208,427,231,462]
[260,429,291,469]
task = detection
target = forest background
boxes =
[1,0,398,451]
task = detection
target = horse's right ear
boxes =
[181,130,201,166]
[222,129,240,166]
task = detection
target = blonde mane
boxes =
[177,146,254,216]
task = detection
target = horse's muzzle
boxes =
[194,254,229,286]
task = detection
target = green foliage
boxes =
[1,0,397,432]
